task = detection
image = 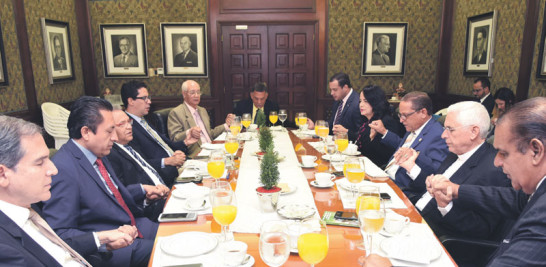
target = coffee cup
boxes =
[301,155,317,167]
[186,192,206,209]
[384,213,410,235]
[248,124,258,132]
[315,172,335,186]
[223,241,248,266]
[345,144,358,154]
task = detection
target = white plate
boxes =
[241,254,255,267]
[380,236,442,264]
[310,180,334,188]
[161,232,218,257]
[171,186,210,199]
[278,182,297,195]
[277,204,316,220]
[184,200,209,211]
[299,163,318,168]
[379,226,410,237]
[321,154,346,162]
[342,151,361,156]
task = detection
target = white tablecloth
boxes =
[230,130,319,233]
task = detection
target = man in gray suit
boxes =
[363,97,546,266]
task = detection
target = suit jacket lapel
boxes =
[411,118,436,150]
[67,141,120,205]
[131,117,159,145]
[198,107,213,137]
[449,144,487,185]
[0,211,60,266]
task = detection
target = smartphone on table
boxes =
[334,211,358,221]
[158,212,198,222]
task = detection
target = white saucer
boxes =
[379,226,410,237]
[299,163,318,168]
[310,180,334,188]
[184,200,209,211]
[240,254,255,267]
[342,151,361,156]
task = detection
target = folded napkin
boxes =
[308,141,326,153]
[361,156,389,177]
[179,160,208,178]
[214,132,227,141]
[165,184,212,215]
[201,143,226,151]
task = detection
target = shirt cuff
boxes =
[223,123,229,131]
[438,201,453,216]
[161,158,165,168]
[407,165,422,180]
[381,130,389,139]
[92,232,101,248]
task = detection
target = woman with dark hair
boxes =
[492,87,515,125]
[356,85,405,167]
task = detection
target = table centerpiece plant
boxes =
[256,146,281,212]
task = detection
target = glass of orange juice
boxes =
[333,132,348,162]
[242,113,252,130]
[295,112,307,137]
[315,120,329,145]
[344,157,365,200]
[298,218,329,267]
[230,116,242,136]
[269,111,278,126]
[358,196,385,264]
[224,133,239,170]
[207,150,225,180]
[211,189,237,242]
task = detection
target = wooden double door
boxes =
[221,23,317,122]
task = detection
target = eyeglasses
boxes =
[115,118,133,128]
[134,96,151,101]
[397,111,417,120]
[443,125,467,134]
[187,90,201,96]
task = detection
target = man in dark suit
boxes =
[113,37,138,68]
[473,77,494,117]
[122,81,192,187]
[400,102,510,242]
[328,72,364,141]
[371,35,391,65]
[107,109,171,221]
[369,91,449,202]
[0,116,90,266]
[471,28,487,65]
[42,97,160,267]
[234,82,280,126]
[52,35,67,71]
[173,36,198,67]
[362,97,546,267]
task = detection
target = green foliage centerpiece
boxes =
[258,126,273,152]
[256,141,281,212]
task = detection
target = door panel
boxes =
[221,23,316,121]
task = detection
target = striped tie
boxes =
[141,119,174,156]
[125,145,165,185]
[333,101,344,125]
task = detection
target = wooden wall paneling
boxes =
[516,0,540,101]
[434,0,455,95]
[219,0,315,14]
[75,0,99,97]
[12,0,37,122]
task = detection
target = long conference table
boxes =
[148,129,456,266]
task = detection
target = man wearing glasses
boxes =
[473,77,495,117]
[122,81,192,187]
[369,91,448,203]
[168,80,234,157]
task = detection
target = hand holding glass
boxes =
[230,116,242,136]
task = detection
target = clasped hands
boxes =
[97,225,138,251]
[142,184,170,201]
[426,174,460,207]
[165,150,186,168]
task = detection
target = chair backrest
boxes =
[152,107,174,138]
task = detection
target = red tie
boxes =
[95,158,142,238]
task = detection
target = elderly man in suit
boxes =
[233,82,280,126]
[369,91,449,202]
[168,80,234,157]
[113,37,138,68]
[122,81,194,187]
[107,109,172,221]
[473,77,495,117]
[173,36,198,67]
[0,115,137,266]
[364,97,546,266]
[371,35,391,65]
[398,102,511,241]
[42,97,161,267]
[327,72,363,141]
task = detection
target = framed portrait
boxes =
[463,11,497,76]
[361,22,408,76]
[100,24,148,78]
[536,8,546,79]
[0,21,8,86]
[41,18,75,84]
[161,23,208,77]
